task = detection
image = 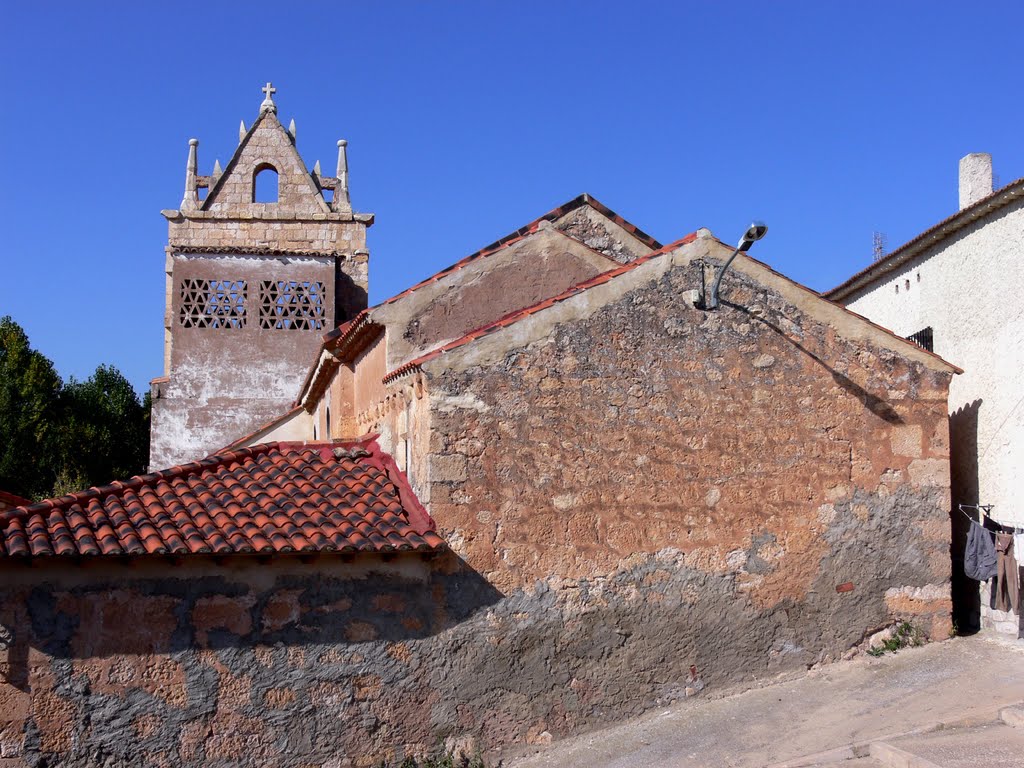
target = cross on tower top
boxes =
[260,82,277,114]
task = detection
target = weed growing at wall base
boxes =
[867,621,925,656]
[376,755,493,768]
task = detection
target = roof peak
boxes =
[260,81,277,114]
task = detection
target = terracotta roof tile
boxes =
[0,490,31,509]
[0,439,444,561]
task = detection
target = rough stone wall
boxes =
[0,555,508,768]
[552,204,652,264]
[374,227,618,370]
[417,254,953,739]
[1,260,956,766]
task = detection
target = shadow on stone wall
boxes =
[335,269,368,323]
[1,552,505,766]
[950,399,982,633]
[736,303,903,425]
[7,550,502,674]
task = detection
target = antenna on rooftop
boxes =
[872,231,888,262]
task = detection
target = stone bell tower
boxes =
[149,83,373,470]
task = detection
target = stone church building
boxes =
[0,87,960,767]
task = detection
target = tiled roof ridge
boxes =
[297,195,661,404]
[169,245,348,259]
[384,232,699,376]
[0,444,277,529]
[0,490,31,508]
[826,176,1024,300]
[295,310,383,408]
[321,227,622,358]
[352,440,436,536]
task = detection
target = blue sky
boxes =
[2,2,1022,395]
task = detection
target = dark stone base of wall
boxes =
[0,520,949,768]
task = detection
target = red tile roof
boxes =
[0,490,31,510]
[384,232,699,382]
[0,438,444,560]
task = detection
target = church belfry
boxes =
[149,84,373,470]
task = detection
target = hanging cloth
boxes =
[964,521,997,581]
[994,533,1019,612]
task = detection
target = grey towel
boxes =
[964,522,998,581]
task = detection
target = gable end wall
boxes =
[417,251,953,746]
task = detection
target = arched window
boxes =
[253,163,279,203]
[326,406,332,441]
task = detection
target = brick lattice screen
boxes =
[258,280,326,330]
[179,279,247,329]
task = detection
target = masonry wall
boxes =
[151,108,372,471]
[0,554,512,768]
[373,227,622,370]
[842,200,1024,531]
[550,203,653,264]
[0,257,956,766]
[417,251,954,741]
[841,201,1024,633]
[150,253,337,470]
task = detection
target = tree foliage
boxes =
[0,316,150,500]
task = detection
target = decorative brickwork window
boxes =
[906,326,934,352]
[258,280,326,330]
[179,279,247,329]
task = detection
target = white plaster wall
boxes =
[844,199,1024,528]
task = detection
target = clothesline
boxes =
[959,503,1023,534]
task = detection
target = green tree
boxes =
[0,316,63,499]
[55,365,149,491]
[0,316,150,500]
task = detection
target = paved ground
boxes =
[503,633,1024,768]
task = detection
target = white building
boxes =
[826,153,1024,635]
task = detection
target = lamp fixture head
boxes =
[737,222,768,252]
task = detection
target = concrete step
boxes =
[869,722,1024,768]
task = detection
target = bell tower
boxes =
[149,84,373,469]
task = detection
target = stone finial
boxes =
[212,159,223,185]
[313,160,321,176]
[239,120,247,141]
[288,118,297,141]
[181,138,199,210]
[959,153,993,210]
[335,139,351,211]
[260,82,277,114]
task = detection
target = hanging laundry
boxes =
[993,533,1018,613]
[964,521,997,581]
[1019,563,1024,640]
